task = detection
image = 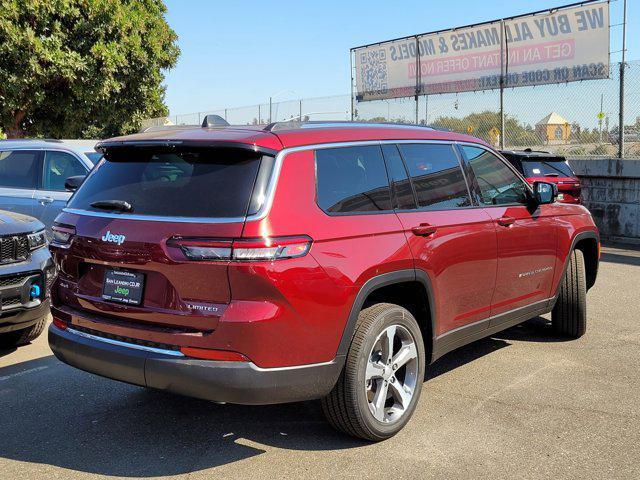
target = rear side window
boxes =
[398,144,471,210]
[316,146,392,213]
[461,146,528,206]
[381,144,416,210]
[67,148,266,218]
[0,150,40,189]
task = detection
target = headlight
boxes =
[27,230,47,251]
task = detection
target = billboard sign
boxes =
[353,2,609,101]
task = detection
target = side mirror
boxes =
[65,175,86,192]
[533,181,557,205]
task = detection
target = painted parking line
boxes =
[0,365,49,382]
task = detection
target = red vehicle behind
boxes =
[500,149,582,204]
[48,121,599,441]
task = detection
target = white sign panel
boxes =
[354,2,609,100]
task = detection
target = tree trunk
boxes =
[6,110,26,138]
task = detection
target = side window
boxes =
[381,144,416,210]
[316,145,392,213]
[461,146,529,206]
[397,144,471,210]
[42,151,87,191]
[0,150,40,189]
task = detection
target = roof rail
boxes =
[0,138,64,143]
[264,120,437,132]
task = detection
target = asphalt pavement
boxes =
[0,245,638,479]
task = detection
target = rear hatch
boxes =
[53,144,277,338]
[519,157,581,202]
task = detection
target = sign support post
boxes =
[499,20,505,150]
[350,51,355,121]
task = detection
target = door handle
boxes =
[411,223,437,237]
[37,196,54,205]
[497,216,515,227]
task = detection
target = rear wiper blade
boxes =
[90,200,133,212]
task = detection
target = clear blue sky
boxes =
[163,0,636,116]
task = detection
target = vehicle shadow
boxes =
[0,354,364,477]
[0,345,18,358]
[0,316,571,477]
[492,315,573,343]
[599,250,640,267]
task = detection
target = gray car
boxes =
[0,139,98,231]
[0,209,54,348]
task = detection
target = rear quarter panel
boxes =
[238,149,413,366]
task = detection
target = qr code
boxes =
[360,50,388,95]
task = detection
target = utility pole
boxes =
[269,97,272,124]
[618,0,627,158]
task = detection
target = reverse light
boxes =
[51,224,76,247]
[180,347,249,362]
[27,229,47,251]
[168,236,312,262]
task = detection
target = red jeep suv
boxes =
[48,121,599,441]
[500,149,582,204]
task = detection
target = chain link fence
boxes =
[144,61,640,158]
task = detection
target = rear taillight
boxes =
[167,236,312,262]
[51,224,76,247]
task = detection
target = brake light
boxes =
[167,236,312,262]
[51,224,76,247]
[180,347,249,362]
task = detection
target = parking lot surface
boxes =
[1,245,638,479]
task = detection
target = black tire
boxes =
[321,303,425,441]
[0,317,47,348]
[552,249,587,338]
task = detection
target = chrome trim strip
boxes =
[66,327,185,357]
[248,358,340,372]
[61,208,246,224]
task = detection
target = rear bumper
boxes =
[48,324,343,405]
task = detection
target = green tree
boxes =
[0,0,179,138]
[431,110,538,147]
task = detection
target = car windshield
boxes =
[521,159,575,178]
[67,147,269,218]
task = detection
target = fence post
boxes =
[618,0,627,159]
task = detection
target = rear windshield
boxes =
[520,159,575,178]
[67,147,271,218]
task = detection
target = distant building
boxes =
[536,112,570,144]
